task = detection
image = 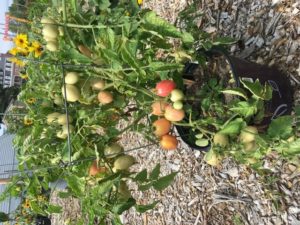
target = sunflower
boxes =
[26,98,36,104]
[24,118,33,126]
[9,47,19,56]
[23,199,31,208]
[29,41,43,58]
[8,57,25,67]
[137,0,143,5]
[13,33,29,48]
[20,73,29,79]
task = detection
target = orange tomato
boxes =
[89,161,106,176]
[151,101,169,116]
[153,118,171,136]
[160,134,178,150]
[98,91,113,104]
[164,105,185,122]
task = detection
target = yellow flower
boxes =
[9,47,19,56]
[14,34,28,48]
[8,57,25,67]
[137,0,143,5]
[24,118,33,126]
[20,73,29,79]
[29,41,43,58]
[22,209,27,215]
[26,98,36,104]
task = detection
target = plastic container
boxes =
[176,50,294,151]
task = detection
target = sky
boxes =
[0,0,14,53]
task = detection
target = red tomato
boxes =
[155,80,176,97]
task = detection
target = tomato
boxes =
[113,155,135,171]
[155,80,176,97]
[240,126,258,143]
[164,105,185,122]
[98,91,113,104]
[65,72,79,85]
[91,79,105,91]
[173,101,183,110]
[160,134,178,150]
[213,133,229,147]
[151,101,169,116]
[89,161,106,176]
[204,150,221,167]
[244,141,257,152]
[104,143,124,158]
[153,118,171,136]
[170,89,184,102]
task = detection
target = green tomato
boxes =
[173,101,183,110]
[170,89,184,102]
[213,133,229,147]
[240,126,258,143]
[104,143,124,158]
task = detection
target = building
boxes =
[0,134,20,222]
[0,53,22,88]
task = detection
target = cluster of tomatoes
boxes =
[151,80,185,150]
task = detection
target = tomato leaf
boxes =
[150,164,160,180]
[134,169,148,182]
[65,175,85,197]
[135,200,160,213]
[221,88,248,100]
[240,79,272,100]
[229,101,257,118]
[47,204,62,214]
[153,172,177,191]
[112,198,136,215]
[267,115,293,139]
[219,118,245,135]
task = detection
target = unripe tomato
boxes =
[89,161,106,176]
[160,134,178,150]
[153,118,171,136]
[46,112,61,124]
[91,79,105,91]
[170,89,184,102]
[213,133,229,147]
[65,72,79,84]
[98,91,113,104]
[244,141,257,152]
[155,80,176,97]
[164,105,185,122]
[204,151,221,167]
[57,114,73,125]
[151,101,169,116]
[240,126,258,143]
[113,155,135,171]
[173,101,183,110]
[104,143,124,158]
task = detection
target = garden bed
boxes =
[50,0,300,224]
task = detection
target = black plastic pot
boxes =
[35,215,51,225]
[176,50,294,151]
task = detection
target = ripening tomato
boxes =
[151,101,169,116]
[155,80,176,97]
[89,161,106,176]
[160,134,178,150]
[153,118,171,136]
[98,91,113,104]
[164,105,185,122]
